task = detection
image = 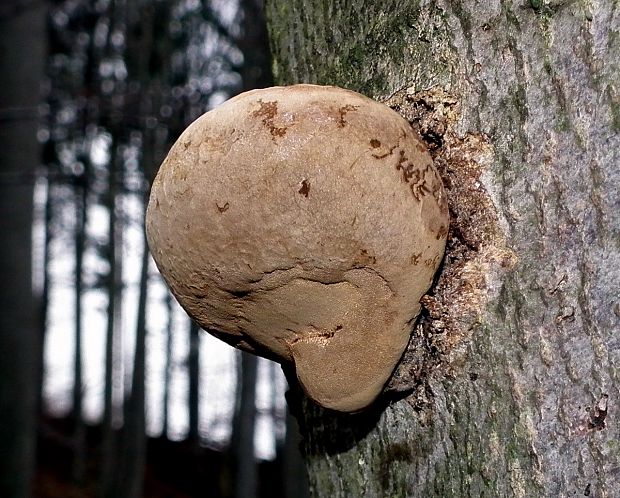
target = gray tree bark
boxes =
[0,3,46,497]
[265,1,620,497]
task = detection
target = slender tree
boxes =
[100,147,122,498]
[117,214,150,498]
[71,170,88,483]
[99,0,127,492]
[230,352,259,498]
[237,0,273,90]
[36,171,53,419]
[282,406,310,498]
[0,3,46,497]
[188,321,201,450]
[161,293,174,439]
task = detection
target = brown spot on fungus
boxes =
[337,104,358,127]
[216,201,229,213]
[298,179,310,197]
[436,224,448,240]
[146,84,448,412]
[251,99,287,138]
[354,249,377,266]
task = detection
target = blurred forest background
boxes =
[0,0,308,497]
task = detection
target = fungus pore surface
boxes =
[146,84,449,412]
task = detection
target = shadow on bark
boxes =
[283,366,393,456]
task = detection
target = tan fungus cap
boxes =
[146,84,448,412]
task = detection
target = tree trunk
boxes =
[188,321,201,449]
[237,0,273,90]
[71,175,87,484]
[230,352,258,498]
[0,3,46,497]
[161,293,174,439]
[101,148,122,498]
[282,406,310,498]
[117,221,149,498]
[265,1,620,497]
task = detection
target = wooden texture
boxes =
[265,1,620,496]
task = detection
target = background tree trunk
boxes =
[161,293,174,439]
[71,173,87,484]
[0,3,46,497]
[265,1,620,497]
[188,321,201,450]
[230,352,258,498]
[117,223,149,498]
[101,147,122,498]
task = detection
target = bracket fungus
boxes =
[146,84,449,412]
